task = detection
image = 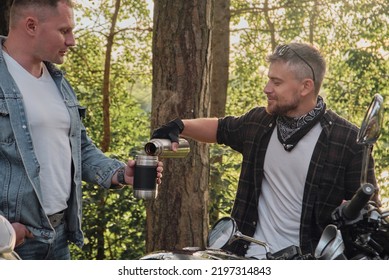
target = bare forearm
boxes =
[181,118,218,143]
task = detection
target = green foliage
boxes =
[208,145,242,225]
[70,182,147,260]
[63,0,153,259]
[325,48,389,204]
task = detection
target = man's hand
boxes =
[117,160,164,186]
[151,118,185,143]
[11,222,34,247]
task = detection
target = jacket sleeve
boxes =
[79,122,125,189]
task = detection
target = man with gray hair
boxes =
[151,42,378,259]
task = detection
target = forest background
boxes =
[0,0,388,260]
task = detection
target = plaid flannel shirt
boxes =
[216,105,377,257]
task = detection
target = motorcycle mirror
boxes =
[357,94,384,184]
[357,94,384,145]
[207,217,236,249]
[207,217,269,252]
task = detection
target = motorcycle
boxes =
[142,94,389,260]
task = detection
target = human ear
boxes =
[300,79,315,97]
[26,18,38,34]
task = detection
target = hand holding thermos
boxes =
[133,118,189,200]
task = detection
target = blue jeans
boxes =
[15,222,71,260]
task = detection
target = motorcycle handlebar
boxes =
[342,183,375,221]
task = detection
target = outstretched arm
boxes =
[181,118,219,143]
[151,118,219,151]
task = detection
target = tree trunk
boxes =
[209,0,230,225]
[210,0,229,118]
[309,0,318,44]
[101,0,121,152]
[264,0,276,50]
[0,0,13,36]
[146,0,212,252]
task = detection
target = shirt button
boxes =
[252,221,257,226]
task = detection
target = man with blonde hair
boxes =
[0,0,163,259]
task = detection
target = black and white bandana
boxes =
[276,96,326,151]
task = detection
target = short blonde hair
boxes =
[10,0,74,27]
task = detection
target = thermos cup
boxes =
[133,138,189,200]
[133,155,159,200]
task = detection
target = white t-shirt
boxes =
[246,122,322,259]
[3,51,72,215]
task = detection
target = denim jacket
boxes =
[0,36,124,247]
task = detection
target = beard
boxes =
[266,94,300,117]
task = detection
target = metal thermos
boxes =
[133,155,159,200]
[144,138,190,158]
